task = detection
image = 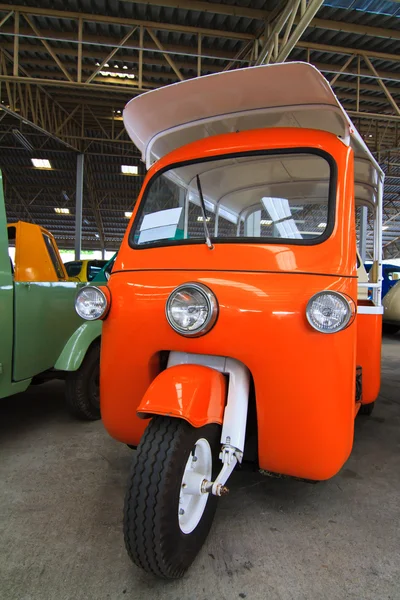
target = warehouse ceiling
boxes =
[0,0,399,256]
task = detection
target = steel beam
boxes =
[0,4,254,40]
[74,153,84,260]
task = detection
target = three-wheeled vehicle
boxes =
[75,63,384,578]
[1,174,102,420]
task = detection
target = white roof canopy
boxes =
[123,62,383,206]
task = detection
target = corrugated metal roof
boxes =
[0,0,399,254]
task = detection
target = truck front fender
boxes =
[54,320,102,372]
[137,364,227,428]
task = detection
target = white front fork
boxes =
[167,352,250,496]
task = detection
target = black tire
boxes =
[124,417,221,579]
[359,402,375,416]
[65,342,101,421]
[383,323,399,335]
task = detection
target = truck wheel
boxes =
[65,343,101,421]
[383,323,399,334]
[124,416,221,579]
[359,402,375,416]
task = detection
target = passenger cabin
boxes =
[124,62,384,309]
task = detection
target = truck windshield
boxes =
[130,150,335,248]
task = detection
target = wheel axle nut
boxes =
[179,508,185,515]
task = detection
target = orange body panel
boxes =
[356,313,382,405]
[100,127,365,481]
[8,221,67,282]
[136,364,227,427]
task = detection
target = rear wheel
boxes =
[65,343,101,421]
[124,416,221,579]
[383,323,399,334]
[359,402,375,416]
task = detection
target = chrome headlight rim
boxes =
[166,282,218,337]
[306,290,355,334]
[75,285,109,321]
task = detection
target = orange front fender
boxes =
[137,364,227,428]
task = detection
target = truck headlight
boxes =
[75,286,109,321]
[166,283,218,337]
[306,291,354,333]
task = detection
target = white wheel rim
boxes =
[178,438,212,534]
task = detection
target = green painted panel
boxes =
[0,171,15,399]
[13,281,84,381]
[54,320,102,371]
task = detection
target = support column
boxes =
[244,211,261,237]
[75,153,84,261]
[359,205,368,262]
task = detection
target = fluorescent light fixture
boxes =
[382,225,389,230]
[318,222,327,228]
[32,158,52,169]
[99,70,135,79]
[121,165,138,175]
[197,216,211,222]
[12,129,34,152]
[117,110,122,114]
[260,219,272,225]
[54,207,70,214]
[125,211,133,218]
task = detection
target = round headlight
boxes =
[75,286,108,321]
[166,283,218,337]
[306,291,354,334]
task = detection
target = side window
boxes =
[65,261,82,277]
[87,261,103,281]
[42,234,65,280]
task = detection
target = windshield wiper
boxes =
[196,174,214,250]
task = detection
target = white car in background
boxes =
[382,281,400,334]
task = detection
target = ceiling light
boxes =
[382,225,389,230]
[95,233,100,238]
[104,63,109,68]
[368,134,373,138]
[318,222,327,228]
[114,64,119,68]
[54,207,70,214]
[99,70,135,79]
[123,65,128,70]
[197,216,211,222]
[125,211,133,218]
[95,62,100,66]
[12,129,34,152]
[32,158,52,169]
[121,165,138,175]
[260,219,272,225]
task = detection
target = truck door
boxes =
[11,222,83,381]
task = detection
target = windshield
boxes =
[130,150,335,248]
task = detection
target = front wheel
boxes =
[65,343,101,421]
[124,417,221,579]
[383,323,399,334]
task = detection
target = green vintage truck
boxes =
[0,170,101,420]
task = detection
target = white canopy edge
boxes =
[123,62,384,184]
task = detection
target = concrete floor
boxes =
[0,338,399,600]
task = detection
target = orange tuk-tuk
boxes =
[75,63,384,578]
